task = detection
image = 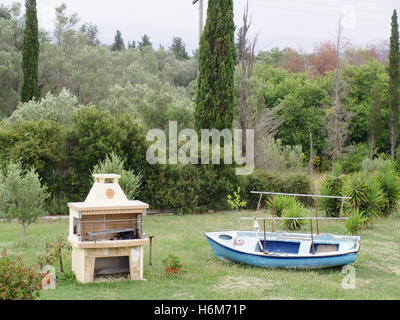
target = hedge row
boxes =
[0,108,312,214]
[239,170,312,209]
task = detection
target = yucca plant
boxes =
[377,160,400,216]
[268,195,299,217]
[282,204,307,231]
[344,171,388,227]
[343,173,369,210]
[345,209,368,235]
[320,162,345,217]
[363,176,387,224]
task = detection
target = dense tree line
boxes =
[0,2,399,213]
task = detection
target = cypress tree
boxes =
[111,30,125,51]
[21,0,39,103]
[138,34,152,51]
[169,37,189,60]
[389,9,400,158]
[195,0,236,132]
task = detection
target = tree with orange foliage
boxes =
[278,48,305,74]
[307,41,337,77]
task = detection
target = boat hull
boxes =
[205,232,360,269]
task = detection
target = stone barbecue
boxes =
[68,174,149,283]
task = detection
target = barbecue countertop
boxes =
[68,200,149,212]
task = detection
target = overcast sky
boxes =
[2,0,399,53]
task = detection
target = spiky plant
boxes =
[345,208,368,235]
[364,175,387,224]
[268,195,300,217]
[320,162,345,217]
[377,160,400,215]
[282,204,307,231]
[343,173,368,210]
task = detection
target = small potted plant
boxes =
[162,254,182,275]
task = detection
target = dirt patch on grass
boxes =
[212,276,281,294]
[387,265,400,276]
[0,242,14,248]
[363,260,400,277]
[0,242,24,256]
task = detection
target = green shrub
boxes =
[92,151,142,200]
[0,160,49,243]
[227,187,247,211]
[338,143,369,173]
[258,138,306,173]
[0,120,67,198]
[282,204,307,231]
[345,209,368,235]
[0,251,42,300]
[364,176,386,223]
[44,194,69,216]
[141,164,202,215]
[343,171,387,226]
[270,195,299,217]
[37,234,71,275]
[377,160,400,216]
[162,254,182,270]
[239,170,312,209]
[197,164,238,211]
[319,162,345,217]
[142,163,237,215]
[7,89,84,125]
[68,107,149,202]
[343,172,368,210]
[361,158,385,173]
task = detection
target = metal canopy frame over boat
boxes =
[246,191,352,255]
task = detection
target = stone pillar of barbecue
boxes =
[68,174,149,284]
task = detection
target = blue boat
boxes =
[205,230,361,269]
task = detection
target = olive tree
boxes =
[0,161,49,243]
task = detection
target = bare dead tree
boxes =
[235,2,282,167]
[332,15,343,161]
[236,1,282,162]
[237,2,255,154]
[325,15,352,161]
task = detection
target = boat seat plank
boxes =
[298,241,311,255]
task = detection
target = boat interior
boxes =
[214,231,358,256]
[256,240,339,254]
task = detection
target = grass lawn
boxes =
[1,210,400,300]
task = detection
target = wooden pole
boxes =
[314,197,320,235]
[310,220,315,255]
[192,0,204,43]
[256,193,263,211]
[271,195,275,233]
[199,0,204,41]
[149,236,154,266]
[340,198,344,218]
[263,220,267,255]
